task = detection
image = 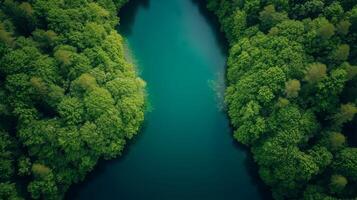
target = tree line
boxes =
[207,0,357,199]
[0,0,145,199]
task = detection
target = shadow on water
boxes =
[218,111,273,200]
[191,0,228,56]
[66,2,153,198]
[118,0,150,36]
[234,140,273,200]
[65,118,150,200]
[192,0,273,199]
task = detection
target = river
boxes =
[67,0,270,199]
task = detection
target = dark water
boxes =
[67,0,270,199]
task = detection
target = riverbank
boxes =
[66,0,271,199]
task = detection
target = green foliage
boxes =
[208,0,357,199]
[330,174,347,193]
[336,20,351,35]
[0,130,22,199]
[84,87,115,120]
[317,19,336,39]
[18,157,31,176]
[0,131,15,180]
[32,29,58,51]
[329,132,346,149]
[259,5,288,31]
[333,148,357,181]
[285,79,301,98]
[58,97,84,125]
[333,103,357,125]
[0,182,23,200]
[27,173,58,200]
[331,44,350,62]
[31,163,51,178]
[0,22,14,46]
[0,0,145,199]
[343,62,357,80]
[305,63,327,84]
[308,146,333,169]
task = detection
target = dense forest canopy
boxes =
[1,0,357,199]
[0,0,145,199]
[207,0,357,199]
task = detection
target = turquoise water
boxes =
[67,0,269,199]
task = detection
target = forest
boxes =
[1,0,357,199]
[0,0,145,199]
[207,0,357,199]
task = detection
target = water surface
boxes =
[67,0,269,199]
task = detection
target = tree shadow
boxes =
[220,112,273,200]
[65,118,150,200]
[118,0,150,36]
[238,143,273,200]
[190,0,228,56]
[193,0,273,198]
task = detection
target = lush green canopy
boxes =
[208,0,357,199]
[0,0,145,199]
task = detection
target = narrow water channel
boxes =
[67,0,269,199]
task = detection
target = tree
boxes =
[333,148,357,180]
[72,73,98,92]
[330,174,347,193]
[54,49,73,66]
[343,62,357,80]
[0,131,16,181]
[18,157,31,176]
[305,63,327,83]
[285,79,301,98]
[31,163,51,178]
[331,44,350,62]
[324,2,344,23]
[292,0,325,18]
[259,5,288,31]
[0,23,14,46]
[32,29,58,51]
[336,20,351,35]
[317,19,336,39]
[308,146,332,169]
[18,2,33,17]
[2,0,35,35]
[84,87,115,120]
[333,103,357,125]
[329,132,346,149]
[313,68,347,112]
[57,97,84,125]
[0,0,145,199]
[208,0,357,199]
[231,10,247,40]
[27,173,58,199]
[0,182,23,200]
[30,77,48,96]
